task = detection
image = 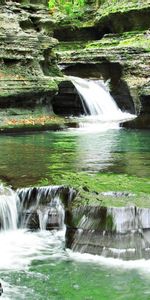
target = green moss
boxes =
[86,31,150,51]
[96,0,150,18]
[106,214,114,230]
[39,172,150,208]
[56,41,87,52]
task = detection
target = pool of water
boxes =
[1,229,150,300]
[0,128,149,188]
[0,127,150,299]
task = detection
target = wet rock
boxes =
[51,80,84,116]
[65,205,150,260]
[0,283,3,296]
[22,209,61,230]
[100,191,135,197]
[17,185,76,208]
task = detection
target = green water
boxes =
[4,262,150,300]
[1,229,150,300]
[0,128,150,299]
[0,129,149,188]
[1,235,150,300]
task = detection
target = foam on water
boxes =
[0,229,66,271]
[69,76,136,131]
[67,249,150,274]
[1,227,150,275]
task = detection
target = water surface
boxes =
[0,127,150,299]
[0,128,149,188]
[1,229,150,300]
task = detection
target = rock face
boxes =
[54,2,150,128]
[65,205,150,260]
[0,0,61,119]
[95,7,150,34]
[51,80,85,116]
[0,1,149,127]
[56,34,150,127]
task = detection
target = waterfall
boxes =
[0,185,75,232]
[69,76,136,123]
[1,183,150,260]
[0,185,19,230]
[17,185,75,230]
[37,198,65,231]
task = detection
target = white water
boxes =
[38,197,65,230]
[67,249,150,274]
[0,185,67,297]
[0,185,19,230]
[1,186,150,298]
[69,76,136,130]
[0,229,65,271]
[17,186,66,230]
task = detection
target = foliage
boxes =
[48,0,85,15]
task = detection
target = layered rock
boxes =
[0,0,150,127]
[0,0,62,119]
[56,31,150,127]
[65,205,150,260]
[53,0,150,128]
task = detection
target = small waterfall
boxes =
[70,76,136,123]
[0,185,75,232]
[0,185,19,230]
[107,206,137,233]
[37,198,65,231]
[17,186,75,230]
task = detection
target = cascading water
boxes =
[16,186,72,230]
[0,185,71,298]
[17,186,73,230]
[1,185,150,298]
[69,76,136,129]
[0,185,19,230]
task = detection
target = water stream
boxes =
[0,183,150,299]
[0,79,149,299]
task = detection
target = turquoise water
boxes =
[0,128,150,299]
[0,129,149,188]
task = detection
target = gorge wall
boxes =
[0,0,62,122]
[54,1,150,128]
[0,0,150,128]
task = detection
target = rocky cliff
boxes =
[0,0,150,128]
[54,1,150,128]
[0,0,62,122]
